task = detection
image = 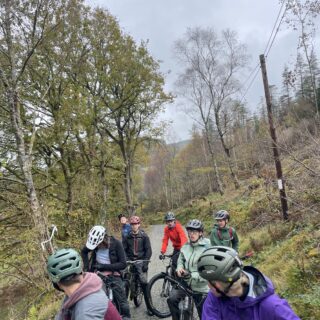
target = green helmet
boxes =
[47,248,83,283]
[197,246,243,283]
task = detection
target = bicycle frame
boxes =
[165,273,203,320]
[96,272,124,314]
[159,254,179,278]
[124,260,149,306]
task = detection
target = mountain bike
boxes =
[97,272,122,313]
[147,267,204,319]
[123,260,149,307]
[147,254,204,319]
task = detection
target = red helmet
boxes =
[129,215,141,224]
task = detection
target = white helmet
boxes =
[86,225,106,250]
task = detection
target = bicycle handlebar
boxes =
[168,275,194,295]
[126,259,150,264]
[178,270,191,279]
[159,254,173,260]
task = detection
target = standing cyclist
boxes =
[210,210,239,251]
[197,246,300,320]
[47,248,121,320]
[122,216,152,309]
[160,211,187,271]
[81,225,131,320]
[167,219,210,320]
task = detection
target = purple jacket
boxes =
[202,266,300,320]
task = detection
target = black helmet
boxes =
[214,210,230,221]
[164,211,175,221]
[186,219,204,232]
[197,246,242,283]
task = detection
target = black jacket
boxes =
[122,229,152,261]
[81,236,126,272]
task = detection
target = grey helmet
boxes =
[197,246,242,283]
[186,219,204,232]
[164,211,176,221]
[47,248,83,283]
[214,210,230,221]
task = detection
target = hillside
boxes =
[148,178,320,320]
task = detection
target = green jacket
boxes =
[177,237,210,293]
[209,224,239,252]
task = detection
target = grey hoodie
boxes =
[55,272,108,320]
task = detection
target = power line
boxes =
[239,64,260,104]
[264,0,287,56]
[239,1,288,103]
[265,3,287,57]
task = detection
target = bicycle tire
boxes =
[146,273,173,318]
[133,280,143,307]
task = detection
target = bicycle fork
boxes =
[178,295,192,320]
[160,277,171,298]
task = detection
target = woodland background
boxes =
[0,0,319,319]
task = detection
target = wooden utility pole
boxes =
[259,54,289,220]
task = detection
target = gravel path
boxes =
[129,224,172,320]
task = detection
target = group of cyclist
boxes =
[46,209,300,320]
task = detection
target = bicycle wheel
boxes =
[147,273,172,318]
[133,280,143,307]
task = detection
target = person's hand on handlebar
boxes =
[176,268,187,277]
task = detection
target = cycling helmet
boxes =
[129,215,141,224]
[197,246,243,283]
[86,225,106,250]
[47,248,83,283]
[164,211,176,221]
[186,219,204,232]
[214,210,230,221]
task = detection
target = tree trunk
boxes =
[9,90,49,258]
[215,113,240,189]
[204,129,224,195]
[59,154,73,214]
[124,160,134,215]
[99,158,109,221]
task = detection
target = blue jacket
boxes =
[121,223,131,239]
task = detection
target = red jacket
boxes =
[161,221,188,253]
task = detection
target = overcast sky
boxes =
[86,0,319,142]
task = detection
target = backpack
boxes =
[217,227,233,241]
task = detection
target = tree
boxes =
[0,0,65,257]
[284,0,320,115]
[79,9,172,213]
[174,27,249,191]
